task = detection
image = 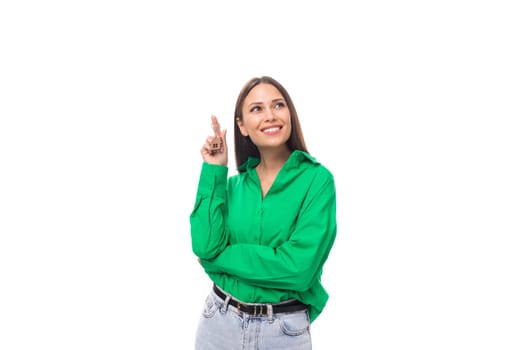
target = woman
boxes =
[190,76,337,349]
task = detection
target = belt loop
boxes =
[220,295,231,313]
[267,304,274,323]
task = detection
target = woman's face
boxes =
[237,83,292,151]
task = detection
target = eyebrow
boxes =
[247,98,285,107]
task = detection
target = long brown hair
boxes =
[234,76,308,170]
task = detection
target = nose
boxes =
[264,106,277,121]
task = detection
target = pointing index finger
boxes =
[209,115,223,153]
[211,115,221,137]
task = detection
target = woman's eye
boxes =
[250,106,261,112]
[275,102,286,109]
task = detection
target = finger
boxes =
[211,115,221,137]
[220,129,227,148]
[201,142,211,155]
[201,137,215,155]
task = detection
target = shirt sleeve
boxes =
[189,162,229,259]
[200,173,337,292]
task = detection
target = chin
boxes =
[258,141,289,150]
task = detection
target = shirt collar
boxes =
[237,150,318,172]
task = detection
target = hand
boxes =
[200,115,228,166]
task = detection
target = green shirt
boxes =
[190,150,337,322]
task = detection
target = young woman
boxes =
[190,76,337,349]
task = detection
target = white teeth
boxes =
[263,127,280,133]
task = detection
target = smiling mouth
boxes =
[261,126,282,134]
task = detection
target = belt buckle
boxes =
[253,305,265,316]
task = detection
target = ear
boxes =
[236,118,248,136]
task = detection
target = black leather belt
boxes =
[213,284,307,316]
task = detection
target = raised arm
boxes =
[190,115,230,259]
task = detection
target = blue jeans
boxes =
[195,287,312,350]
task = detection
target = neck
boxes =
[257,147,292,173]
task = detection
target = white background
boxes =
[1,1,524,349]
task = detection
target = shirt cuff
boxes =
[197,162,228,196]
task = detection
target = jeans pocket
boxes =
[278,310,310,336]
[201,294,219,319]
